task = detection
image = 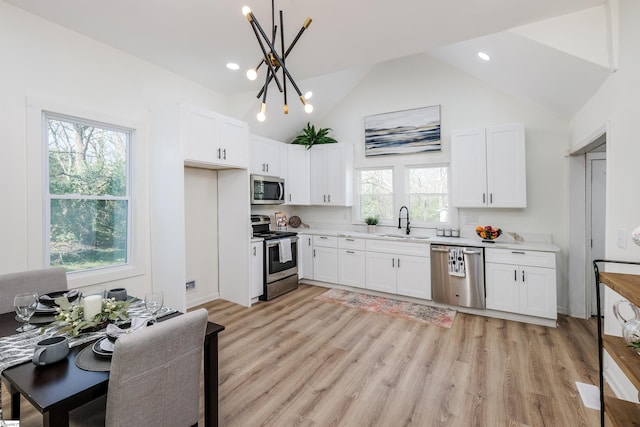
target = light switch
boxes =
[617,229,627,249]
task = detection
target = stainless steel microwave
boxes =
[250,175,285,205]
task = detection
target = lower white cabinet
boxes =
[297,234,314,280]
[250,242,264,299]
[338,237,366,288]
[313,236,338,283]
[485,248,557,319]
[365,240,430,298]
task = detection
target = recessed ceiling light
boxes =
[226,62,240,70]
[478,52,491,61]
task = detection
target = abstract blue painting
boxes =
[364,105,441,156]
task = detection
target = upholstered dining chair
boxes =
[0,267,68,314]
[70,308,209,427]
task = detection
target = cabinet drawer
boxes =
[366,240,429,257]
[338,237,366,250]
[313,235,338,248]
[485,248,555,268]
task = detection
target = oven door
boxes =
[265,237,298,283]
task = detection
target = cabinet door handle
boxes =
[253,247,256,256]
[308,238,311,246]
[323,195,326,203]
[320,236,328,239]
[289,193,292,202]
[346,238,354,242]
[262,163,266,172]
[522,270,525,282]
[223,149,227,160]
[313,249,316,257]
[482,193,486,204]
[392,258,395,267]
[266,163,269,172]
[511,251,526,254]
[217,148,221,159]
[514,270,517,281]
[328,194,331,203]
[397,258,400,268]
[346,250,355,254]
[490,193,493,204]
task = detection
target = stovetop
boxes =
[252,230,298,240]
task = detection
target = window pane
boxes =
[50,199,128,271]
[48,117,128,196]
[360,169,393,220]
[408,167,448,223]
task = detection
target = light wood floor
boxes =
[4,283,602,426]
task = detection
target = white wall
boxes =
[284,53,573,312]
[0,2,228,300]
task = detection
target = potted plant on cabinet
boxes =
[291,122,337,150]
[365,216,379,234]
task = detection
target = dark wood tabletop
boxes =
[0,308,225,427]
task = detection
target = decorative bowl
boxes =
[476,226,502,241]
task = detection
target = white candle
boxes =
[83,295,103,321]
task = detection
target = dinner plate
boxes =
[92,338,113,358]
[35,303,57,314]
[39,290,80,307]
[20,314,56,325]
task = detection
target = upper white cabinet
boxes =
[250,135,285,177]
[286,144,310,205]
[309,144,354,206]
[451,123,526,208]
[182,104,249,169]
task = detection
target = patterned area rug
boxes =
[315,289,456,328]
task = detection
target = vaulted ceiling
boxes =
[4,0,610,140]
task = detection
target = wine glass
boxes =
[144,291,164,324]
[14,292,39,332]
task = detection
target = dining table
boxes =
[0,300,225,427]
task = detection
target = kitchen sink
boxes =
[377,234,430,240]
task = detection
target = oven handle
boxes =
[266,236,299,248]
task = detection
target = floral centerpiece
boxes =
[48,296,132,336]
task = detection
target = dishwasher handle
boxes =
[432,247,482,255]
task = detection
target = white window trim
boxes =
[352,163,457,229]
[26,97,149,288]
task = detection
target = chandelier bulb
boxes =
[242,6,251,16]
[246,69,258,81]
[257,111,266,122]
[304,103,314,114]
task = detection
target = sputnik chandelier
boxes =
[242,0,313,122]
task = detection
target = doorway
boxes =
[587,152,606,316]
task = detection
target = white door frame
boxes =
[586,152,606,315]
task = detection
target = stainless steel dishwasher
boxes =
[430,244,485,308]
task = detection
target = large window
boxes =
[359,168,393,220]
[356,165,449,226]
[46,113,131,272]
[407,166,448,223]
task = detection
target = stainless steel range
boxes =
[251,215,299,300]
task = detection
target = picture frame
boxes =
[364,105,441,156]
[275,211,288,229]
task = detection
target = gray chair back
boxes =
[105,308,208,427]
[0,267,68,314]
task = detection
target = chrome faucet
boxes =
[398,206,410,235]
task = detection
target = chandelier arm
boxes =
[248,15,284,92]
[256,20,310,99]
[280,10,288,113]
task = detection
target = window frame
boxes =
[44,111,133,273]
[26,98,148,287]
[353,163,455,229]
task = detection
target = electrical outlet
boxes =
[186,280,196,290]
[617,229,627,249]
[464,216,478,225]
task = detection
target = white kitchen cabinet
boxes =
[338,237,366,288]
[297,233,314,280]
[365,240,430,298]
[309,144,354,206]
[286,144,310,205]
[485,248,557,319]
[182,104,249,169]
[251,241,264,299]
[313,235,338,283]
[250,135,285,177]
[451,123,526,208]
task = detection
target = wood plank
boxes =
[599,272,640,307]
